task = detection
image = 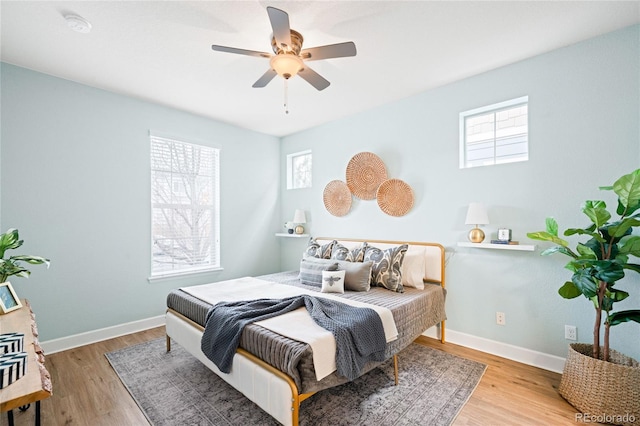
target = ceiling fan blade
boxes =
[252,69,278,88]
[300,41,357,61]
[212,45,271,58]
[266,6,292,50]
[298,66,330,91]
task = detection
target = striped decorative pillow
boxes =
[299,258,339,286]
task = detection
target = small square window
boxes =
[460,96,528,169]
[287,150,312,189]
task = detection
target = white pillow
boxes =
[321,270,346,294]
[401,248,426,289]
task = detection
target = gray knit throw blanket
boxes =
[201,295,387,381]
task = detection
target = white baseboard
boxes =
[41,315,166,354]
[422,326,566,373]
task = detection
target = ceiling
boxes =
[1,1,638,137]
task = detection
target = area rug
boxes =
[106,338,486,425]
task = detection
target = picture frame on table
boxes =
[0,282,22,314]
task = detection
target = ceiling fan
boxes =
[211,6,357,91]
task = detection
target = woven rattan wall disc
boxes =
[345,152,387,200]
[376,178,414,217]
[323,180,352,216]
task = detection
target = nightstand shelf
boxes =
[275,233,309,238]
[457,242,536,251]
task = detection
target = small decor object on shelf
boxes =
[497,228,512,241]
[0,332,24,354]
[0,350,28,389]
[490,240,519,245]
[284,222,294,234]
[0,282,22,314]
[465,202,489,243]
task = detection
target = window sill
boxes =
[147,267,224,282]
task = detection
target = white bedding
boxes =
[182,276,398,380]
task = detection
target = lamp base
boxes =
[468,227,485,243]
[295,225,304,235]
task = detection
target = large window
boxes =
[460,96,528,169]
[286,150,312,189]
[150,135,220,277]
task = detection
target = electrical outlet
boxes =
[565,325,577,341]
[496,312,506,326]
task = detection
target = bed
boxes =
[165,237,446,426]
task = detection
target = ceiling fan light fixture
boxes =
[270,54,304,79]
[211,7,354,91]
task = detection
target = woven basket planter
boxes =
[559,343,640,425]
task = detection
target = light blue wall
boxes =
[1,63,281,341]
[280,25,640,361]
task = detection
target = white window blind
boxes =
[150,135,220,277]
[460,96,529,169]
[286,150,312,189]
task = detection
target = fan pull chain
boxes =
[284,79,289,114]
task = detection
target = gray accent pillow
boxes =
[330,242,368,262]
[364,244,408,293]
[299,258,339,286]
[304,238,335,259]
[335,260,373,292]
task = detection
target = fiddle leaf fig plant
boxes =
[0,228,50,282]
[527,169,640,362]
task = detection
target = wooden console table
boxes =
[0,299,52,426]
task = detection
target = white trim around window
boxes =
[459,96,529,169]
[149,132,221,279]
[286,149,312,189]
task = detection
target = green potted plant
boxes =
[527,169,640,425]
[0,228,50,283]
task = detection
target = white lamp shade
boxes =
[465,202,489,225]
[293,209,307,224]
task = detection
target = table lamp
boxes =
[465,202,489,243]
[293,209,307,234]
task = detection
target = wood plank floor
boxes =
[5,327,591,425]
